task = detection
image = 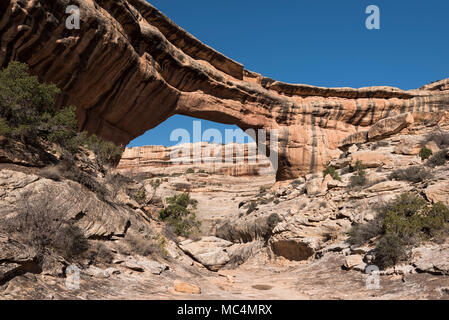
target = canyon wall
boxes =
[117,142,274,177]
[1,0,449,179]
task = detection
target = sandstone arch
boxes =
[1,0,448,180]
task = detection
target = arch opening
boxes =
[118,115,277,178]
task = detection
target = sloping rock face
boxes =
[117,142,274,177]
[1,0,449,180]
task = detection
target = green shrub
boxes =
[125,233,160,257]
[426,149,448,167]
[374,233,407,269]
[134,188,147,204]
[80,133,124,166]
[389,166,433,183]
[348,214,384,246]
[186,168,195,174]
[0,61,60,129]
[0,61,123,165]
[323,166,342,181]
[159,193,200,237]
[348,193,449,269]
[0,117,10,135]
[352,160,366,173]
[46,106,79,153]
[349,161,367,188]
[85,242,114,265]
[426,131,449,149]
[64,168,108,201]
[419,147,433,160]
[350,176,367,188]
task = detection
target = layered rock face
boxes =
[117,142,274,177]
[1,0,449,180]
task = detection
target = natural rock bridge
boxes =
[1,0,448,180]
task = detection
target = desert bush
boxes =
[162,225,179,244]
[267,213,282,229]
[349,193,449,268]
[426,130,449,148]
[0,61,60,133]
[0,62,73,146]
[348,214,384,246]
[246,201,258,215]
[80,132,124,166]
[0,117,10,135]
[389,166,433,183]
[0,62,124,165]
[1,192,88,262]
[426,149,449,167]
[45,106,79,153]
[352,160,366,172]
[349,161,367,188]
[419,147,433,161]
[85,242,114,265]
[125,233,160,257]
[64,168,108,201]
[133,188,147,205]
[148,179,162,203]
[105,172,132,200]
[40,166,63,181]
[186,168,195,174]
[0,62,123,168]
[323,166,342,181]
[159,193,201,237]
[374,233,407,269]
[154,234,169,256]
[371,141,389,150]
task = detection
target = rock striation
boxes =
[117,142,274,177]
[1,0,449,180]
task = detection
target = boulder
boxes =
[339,131,369,148]
[365,181,409,194]
[425,182,449,206]
[0,233,39,284]
[179,237,233,271]
[394,136,440,155]
[344,255,364,269]
[124,256,168,274]
[174,280,201,294]
[305,176,330,196]
[412,245,449,275]
[368,113,414,141]
[350,151,394,168]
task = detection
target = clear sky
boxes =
[128,0,449,147]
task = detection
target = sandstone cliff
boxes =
[117,142,274,177]
[1,0,449,180]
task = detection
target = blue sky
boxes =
[128,0,449,147]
